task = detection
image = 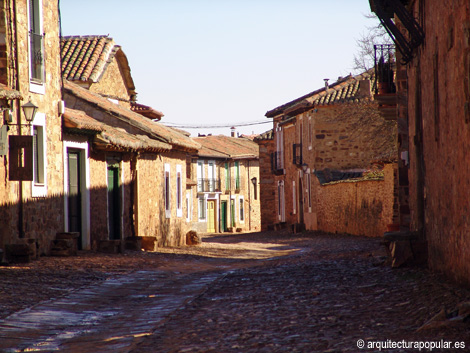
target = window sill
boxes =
[29,81,45,95]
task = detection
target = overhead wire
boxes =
[162,120,271,129]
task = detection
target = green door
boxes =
[67,150,82,249]
[221,201,227,232]
[230,199,235,228]
[107,164,121,240]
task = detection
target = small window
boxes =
[197,160,204,192]
[33,125,44,184]
[308,116,312,149]
[176,165,182,217]
[292,181,296,215]
[186,192,191,221]
[225,162,230,190]
[164,164,170,218]
[198,196,206,220]
[307,172,312,211]
[239,196,244,222]
[235,161,240,190]
[29,0,45,84]
[31,112,47,197]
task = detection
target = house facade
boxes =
[260,72,397,236]
[0,0,65,257]
[62,80,199,249]
[370,0,470,284]
[188,135,260,234]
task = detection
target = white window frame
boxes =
[231,195,237,224]
[176,165,183,217]
[198,195,206,221]
[278,180,285,222]
[292,181,296,215]
[308,116,313,150]
[207,160,216,192]
[197,160,204,192]
[28,0,45,94]
[63,140,90,250]
[164,163,171,218]
[31,112,47,197]
[307,169,312,213]
[275,123,284,169]
[186,191,192,222]
[225,162,231,191]
[239,195,245,223]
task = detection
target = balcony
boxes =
[30,32,44,82]
[197,178,221,193]
[293,143,302,166]
[225,178,243,193]
[271,151,284,175]
[374,44,397,120]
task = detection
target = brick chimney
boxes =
[358,79,371,97]
[231,126,236,137]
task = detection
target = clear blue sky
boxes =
[60,0,376,136]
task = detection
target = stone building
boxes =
[254,129,277,231]
[0,0,65,258]
[261,72,397,236]
[60,35,199,250]
[188,135,260,234]
[370,0,470,284]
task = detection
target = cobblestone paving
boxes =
[0,231,469,353]
[132,234,470,353]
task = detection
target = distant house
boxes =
[61,35,199,250]
[188,135,260,234]
[259,72,397,236]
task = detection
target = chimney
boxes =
[358,79,371,97]
[324,78,329,89]
[231,126,236,137]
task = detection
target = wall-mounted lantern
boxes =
[251,177,257,200]
[301,163,309,173]
[21,100,38,124]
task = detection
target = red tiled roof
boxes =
[130,102,164,121]
[61,35,136,99]
[61,35,115,82]
[0,83,22,100]
[193,135,259,159]
[63,107,171,152]
[64,80,200,152]
[265,71,374,118]
[254,129,274,141]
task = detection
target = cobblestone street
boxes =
[1,231,469,352]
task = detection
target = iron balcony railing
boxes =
[30,31,44,82]
[271,151,284,173]
[374,44,396,95]
[197,178,221,193]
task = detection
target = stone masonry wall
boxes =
[405,1,470,284]
[257,138,276,231]
[316,164,395,237]
[136,151,189,247]
[90,58,132,109]
[0,0,65,255]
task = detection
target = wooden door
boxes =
[67,150,82,249]
[207,200,216,233]
[221,201,227,232]
[230,199,236,228]
[107,164,121,240]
